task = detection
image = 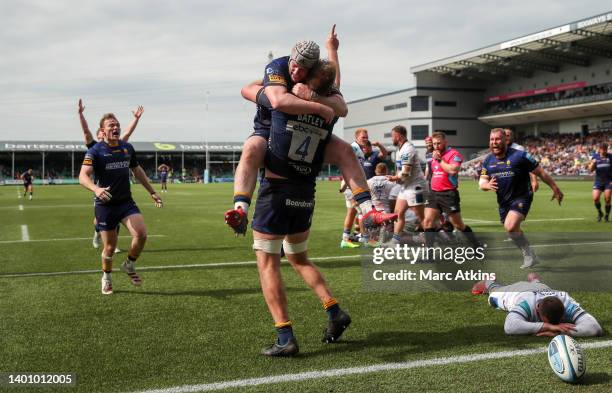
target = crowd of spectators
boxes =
[484,82,612,115]
[460,131,611,177]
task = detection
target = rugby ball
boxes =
[547,335,586,383]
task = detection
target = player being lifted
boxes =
[473,273,602,337]
[21,169,34,200]
[588,142,611,222]
[240,59,354,357]
[78,99,144,250]
[158,164,171,193]
[225,26,395,236]
[79,113,162,295]
[479,128,564,268]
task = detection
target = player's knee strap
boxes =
[252,238,283,254]
[101,253,113,261]
[282,239,308,254]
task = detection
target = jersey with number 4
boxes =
[257,90,338,184]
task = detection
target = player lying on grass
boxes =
[79,113,162,295]
[78,99,144,251]
[226,26,395,236]
[472,273,603,337]
[479,128,564,269]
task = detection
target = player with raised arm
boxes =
[479,128,564,268]
[78,99,144,250]
[21,169,34,200]
[79,113,162,295]
[588,142,611,222]
[226,26,393,238]
[242,60,352,356]
[473,273,602,337]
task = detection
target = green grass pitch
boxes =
[0,181,610,392]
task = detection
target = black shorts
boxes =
[498,196,533,223]
[426,189,461,214]
[95,199,141,232]
[23,182,32,188]
[249,128,270,140]
[252,178,315,235]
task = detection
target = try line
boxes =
[127,340,612,393]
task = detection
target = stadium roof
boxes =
[0,141,243,152]
[411,11,612,81]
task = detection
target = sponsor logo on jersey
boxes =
[285,198,314,208]
[268,74,286,84]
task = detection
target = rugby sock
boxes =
[508,232,531,254]
[94,224,100,233]
[605,204,611,217]
[102,270,112,280]
[392,233,401,244]
[233,194,251,215]
[127,254,138,262]
[353,188,373,213]
[275,321,294,345]
[342,229,351,241]
[424,228,437,247]
[323,298,341,320]
[595,201,602,215]
[461,225,481,248]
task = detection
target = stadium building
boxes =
[344,11,612,160]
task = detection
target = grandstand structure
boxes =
[0,141,243,184]
[344,11,612,160]
[0,140,343,184]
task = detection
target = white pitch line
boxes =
[486,240,612,251]
[3,238,612,279]
[129,340,612,393]
[0,234,166,245]
[20,225,29,241]
[465,217,585,224]
[18,204,23,211]
[0,255,359,279]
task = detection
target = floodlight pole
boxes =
[11,151,15,179]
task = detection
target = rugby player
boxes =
[21,169,34,200]
[504,128,539,193]
[228,34,337,234]
[241,60,361,356]
[473,273,602,337]
[588,142,611,222]
[227,27,396,239]
[479,128,563,268]
[158,164,171,193]
[422,132,481,248]
[387,125,426,244]
[79,113,162,295]
[78,99,144,249]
